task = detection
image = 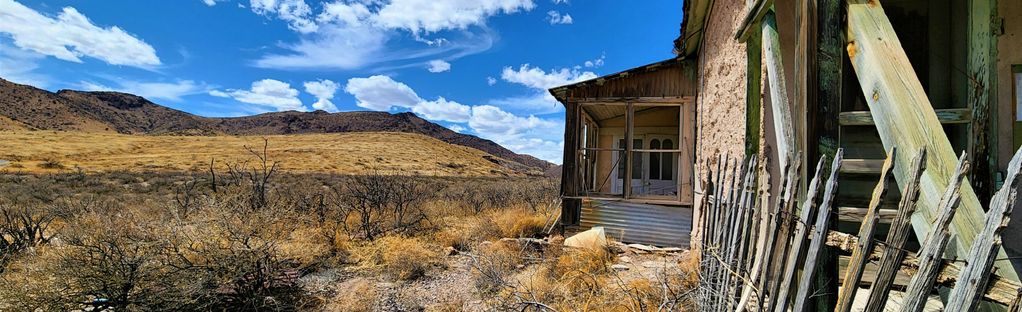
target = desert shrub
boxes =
[332,172,433,240]
[39,159,64,170]
[0,204,54,271]
[471,241,526,295]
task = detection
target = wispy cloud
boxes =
[250,0,534,71]
[78,78,209,102]
[0,0,160,68]
[546,10,573,25]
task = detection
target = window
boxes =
[649,139,661,180]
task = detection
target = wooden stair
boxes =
[579,199,692,248]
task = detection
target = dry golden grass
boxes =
[349,235,442,281]
[0,130,521,177]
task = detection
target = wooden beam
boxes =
[835,148,895,312]
[845,0,1018,281]
[838,108,973,126]
[735,0,773,42]
[572,96,694,104]
[624,103,634,199]
[839,158,886,174]
[966,0,997,207]
[763,11,796,169]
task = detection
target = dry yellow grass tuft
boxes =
[323,278,379,312]
[349,235,442,280]
[0,131,522,177]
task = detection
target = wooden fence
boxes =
[697,147,1022,311]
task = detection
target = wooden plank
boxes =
[838,108,973,126]
[737,168,775,311]
[826,230,1022,306]
[836,207,896,223]
[719,158,742,310]
[735,0,773,42]
[845,0,1018,281]
[754,159,797,311]
[966,0,996,214]
[792,149,843,312]
[903,152,969,312]
[946,148,1022,311]
[835,148,896,312]
[766,153,804,311]
[763,11,795,169]
[839,158,885,174]
[863,149,926,312]
[732,157,758,306]
[773,158,826,312]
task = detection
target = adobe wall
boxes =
[995,0,1022,273]
[694,0,749,185]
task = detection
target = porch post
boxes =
[624,102,635,199]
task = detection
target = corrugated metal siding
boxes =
[579,199,692,248]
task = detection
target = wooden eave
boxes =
[548,57,689,105]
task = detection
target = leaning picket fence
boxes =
[697,147,1022,311]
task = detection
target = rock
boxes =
[608,241,629,254]
[618,256,632,263]
[444,246,457,256]
[611,264,630,271]
[564,227,608,250]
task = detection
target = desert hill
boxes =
[0,78,555,172]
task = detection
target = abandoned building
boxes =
[554,0,1022,308]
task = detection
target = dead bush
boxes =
[0,204,54,271]
[471,241,526,295]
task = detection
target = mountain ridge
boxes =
[0,78,556,172]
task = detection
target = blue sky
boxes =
[0,0,684,163]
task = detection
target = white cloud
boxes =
[427,59,451,73]
[584,54,605,68]
[469,105,563,163]
[0,0,160,68]
[78,79,208,102]
[344,75,471,123]
[252,0,532,70]
[202,0,221,6]
[447,124,466,133]
[501,64,596,89]
[414,97,470,122]
[372,0,536,33]
[486,76,497,86]
[303,79,339,112]
[546,10,572,25]
[211,79,306,111]
[489,63,597,114]
[343,75,563,162]
[344,75,421,111]
[250,0,318,33]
